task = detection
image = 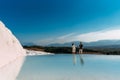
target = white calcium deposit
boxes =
[0,21,26,80]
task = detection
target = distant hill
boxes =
[22,40,120,48]
[23,40,120,55]
[47,40,120,48]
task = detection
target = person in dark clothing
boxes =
[79,42,83,54]
[78,42,84,65]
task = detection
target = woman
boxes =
[72,43,76,54]
[72,43,76,64]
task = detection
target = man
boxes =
[79,42,83,54]
[72,43,76,54]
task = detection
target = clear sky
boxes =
[1,0,120,45]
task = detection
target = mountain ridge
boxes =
[47,40,120,48]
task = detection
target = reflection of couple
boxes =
[72,42,84,65]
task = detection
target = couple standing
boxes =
[72,42,84,65]
[72,42,83,54]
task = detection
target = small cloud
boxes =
[75,29,120,42]
[58,33,76,39]
[55,33,77,44]
[36,33,76,45]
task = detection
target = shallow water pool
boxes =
[17,54,120,80]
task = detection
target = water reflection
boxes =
[18,54,120,80]
[72,54,76,65]
[79,54,84,65]
[72,54,84,65]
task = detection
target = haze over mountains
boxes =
[46,40,120,48]
[23,40,120,48]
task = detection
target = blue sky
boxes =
[1,0,120,45]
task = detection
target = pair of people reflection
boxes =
[73,53,84,65]
[72,42,84,65]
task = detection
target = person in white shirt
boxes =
[72,43,76,54]
[72,43,76,64]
